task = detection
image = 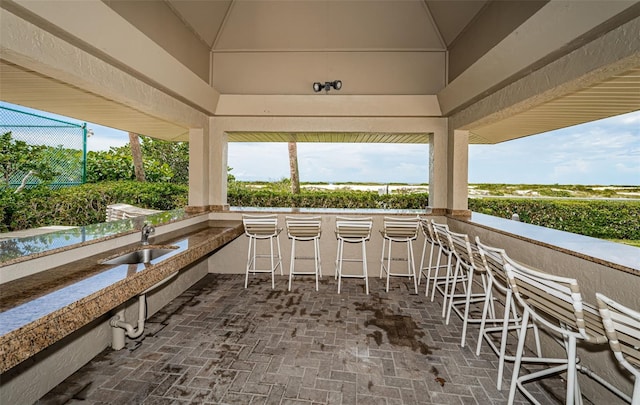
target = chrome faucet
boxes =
[141,223,155,245]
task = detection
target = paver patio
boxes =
[41,274,567,404]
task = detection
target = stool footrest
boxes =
[339,274,367,279]
[248,268,279,273]
[386,272,416,277]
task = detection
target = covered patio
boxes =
[0,1,639,404]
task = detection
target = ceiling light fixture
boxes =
[313,80,342,92]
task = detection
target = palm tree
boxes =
[288,141,300,194]
[129,132,145,182]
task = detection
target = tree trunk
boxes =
[129,132,145,182]
[288,141,300,194]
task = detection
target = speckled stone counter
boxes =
[463,212,640,275]
[0,219,243,373]
[0,209,193,266]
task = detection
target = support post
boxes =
[447,129,470,218]
[429,121,448,215]
[208,117,229,211]
[187,127,209,212]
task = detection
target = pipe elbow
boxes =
[110,316,144,339]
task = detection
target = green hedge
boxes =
[0,181,187,232]
[468,198,640,240]
[229,189,429,210]
[2,184,638,242]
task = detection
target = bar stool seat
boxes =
[242,214,283,289]
[379,216,420,293]
[335,216,372,294]
[285,215,322,291]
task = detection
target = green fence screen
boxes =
[1,106,87,189]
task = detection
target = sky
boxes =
[2,101,638,185]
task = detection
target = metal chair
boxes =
[504,257,631,404]
[430,221,456,315]
[418,218,449,295]
[285,215,322,291]
[475,237,542,390]
[379,216,420,293]
[335,216,372,294]
[443,229,489,347]
[596,293,640,405]
[242,214,283,289]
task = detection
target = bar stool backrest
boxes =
[596,293,640,370]
[431,221,453,255]
[335,216,373,241]
[419,218,437,244]
[448,229,477,269]
[242,214,279,237]
[504,256,607,344]
[285,216,322,239]
[382,216,419,240]
[475,237,509,293]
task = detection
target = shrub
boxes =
[228,188,429,210]
[468,198,640,240]
[3,182,638,243]
[4,181,187,230]
[86,150,173,183]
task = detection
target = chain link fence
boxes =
[1,106,87,189]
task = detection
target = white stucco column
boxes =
[447,129,470,217]
[429,123,448,215]
[208,117,229,211]
[186,127,209,212]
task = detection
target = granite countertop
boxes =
[0,219,244,373]
[0,209,193,265]
[464,213,640,275]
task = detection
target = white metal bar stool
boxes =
[596,293,640,405]
[430,221,456,315]
[285,215,322,291]
[504,257,631,405]
[242,214,283,289]
[418,218,449,294]
[379,216,420,293]
[335,216,372,295]
[443,229,489,347]
[475,237,542,390]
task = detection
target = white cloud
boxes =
[86,127,129,152]
[469,110,640,185]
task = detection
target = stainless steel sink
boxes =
[101,246,178,265]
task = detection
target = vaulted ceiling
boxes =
[167,0,486,50]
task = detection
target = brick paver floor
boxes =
[41,274,566,404]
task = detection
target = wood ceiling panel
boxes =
[226,132,431,144]
[470,66,640,144]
